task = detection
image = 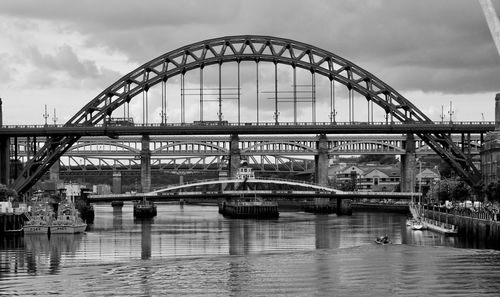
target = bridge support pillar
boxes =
[336,198,353,216]
[0,136,9,186]
[140,135,151,193]
[315,134,329,186]
[401,133,416,192]
[229,134,241,178]
[303,197,335,214]
[112,171,122,194]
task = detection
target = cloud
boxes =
[1,0,499,124]
[0,54,17,84]
[21,44,122,89]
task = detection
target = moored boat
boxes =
[421,217,458,235]
[51,202,87,234]
[133,198,157,218]
[411,221,425,230]
[24,199,53,235]
[407,218,427,230]
[219,196,279,219]
[23,215,51,234]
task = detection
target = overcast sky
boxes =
[0,0,499,125]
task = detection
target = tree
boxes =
[339,180,356,191]
[358,154,397,165]
[451,182,471,201]
[438,161,453,179]
[485,182,500,203]
[436,181,452,203]
[0,184,17,201]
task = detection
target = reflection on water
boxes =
[1,204,500,296]
[0,233,83,277]
[139,218,152,260]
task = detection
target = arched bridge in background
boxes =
[11,134,482,174]
[1,35,485,194]
[88,177,420,203]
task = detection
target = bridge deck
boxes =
[0,122,494,136]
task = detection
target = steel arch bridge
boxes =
[12,35,481,194]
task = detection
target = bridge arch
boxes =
[12,35,481,194]
[330,140,404,155]
[152,141,229,155]
[68,35,430,126]
[241,141,315,154]
[150,178,345,196]
[68,141,140,155]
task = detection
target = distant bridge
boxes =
[11,134,482,174]
[88,177,421,202]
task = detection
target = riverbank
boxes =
[421,207,500,249]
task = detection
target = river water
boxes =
[1,204,500,296]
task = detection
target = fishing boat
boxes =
[50,202,87,234]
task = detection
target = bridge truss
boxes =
[8,35,483,194]
[10,134,482,175]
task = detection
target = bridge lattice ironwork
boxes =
[8,35,483,194]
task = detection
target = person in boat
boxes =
[377,234,390,244]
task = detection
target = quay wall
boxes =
[0,213,27,234]
[352,202,409,214]
[423,209,500,249]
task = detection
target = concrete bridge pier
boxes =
[314,134,329,186]
[304,134,338,214]
[336,198,353,215]
[401,133,416,193]
[229,134,241,178]
[112,171,122,194]
[140,135,151,193]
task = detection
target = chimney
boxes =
[496,93,500,130]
